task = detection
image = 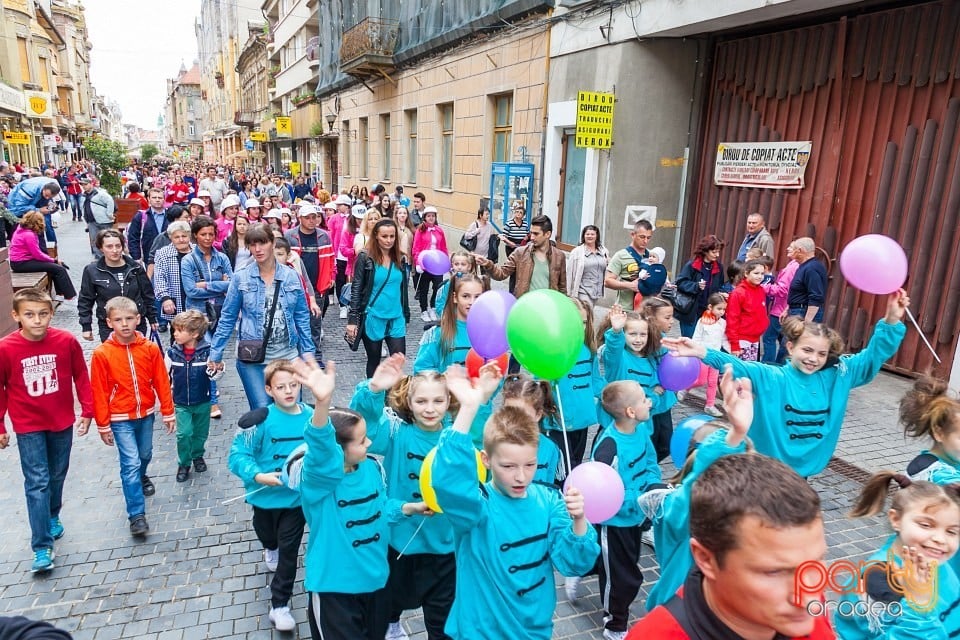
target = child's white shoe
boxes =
[641,529,656,549]
[268,606,296,631]
[385,621,409,640]
[603,629,627,640]
[263,548,279,572]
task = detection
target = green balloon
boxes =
[506,290,583,380]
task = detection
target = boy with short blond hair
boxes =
[166,310,217,483]
[91,296,175,538]
[0,288,93,572]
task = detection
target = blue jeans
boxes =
[17,428,73,551]
[762,314,783,363]
[111,417,155,519]
[236,360,270,409]
[43,212,56,244]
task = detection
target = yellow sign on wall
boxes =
[289,161,301,176]
[575,91,615,149]
[275,117,292,138]
[24,90,52,118]
[250,131,268,142]
[3,131,30,144]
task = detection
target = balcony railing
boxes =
[339,17,400,76]
[234,110,255,126]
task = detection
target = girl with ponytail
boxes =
[836,472,960,638]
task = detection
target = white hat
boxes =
[351,204,367,218]
[322,201,337,211]
[244,198,261,209]
[188,198,206,208]
[335,194,352,206]
[196,189,212,198]
[220,195,241,211]
[423,205,438,215]
[299,204,320,217]
[649,247,666,264]
[263,209,282,219]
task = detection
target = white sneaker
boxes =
[704,405,724,418]
[603,630,627,640]
[564,576,581,603]
[339,306,349,319]
[269,606,296,631]
[263,548,279,572]
[385,621,409,640]
[381,343,389,357]
[676,390,687,402]
[428,308,439,321]
[641,529,656,549]
[421,310,431,322]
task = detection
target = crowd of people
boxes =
[1,160,957,640]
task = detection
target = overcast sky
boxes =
[84,0,200,130]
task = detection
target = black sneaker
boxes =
[192,458,207,473]
[141,476,155,497]
[129,515,149,537]
[176,466,190,482]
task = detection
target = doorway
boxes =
[556,129,587,249]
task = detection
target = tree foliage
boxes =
[141,144,159,163]
[83,136,128,197]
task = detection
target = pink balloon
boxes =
[839,234,908,295]
[564,461,625,524]
[658,353,701,391]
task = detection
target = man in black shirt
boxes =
[785,237,827,323]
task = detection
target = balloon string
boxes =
[222,486,268,505]
[553,382,573,478]
[396,518,427,559]
[905,308,941,364]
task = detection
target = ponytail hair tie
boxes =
[892,473,913,489]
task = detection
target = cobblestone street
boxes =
[0,221,906,638]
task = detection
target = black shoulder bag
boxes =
[345,260,393,351]
[237,279,282,363]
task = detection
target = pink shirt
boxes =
[9,226,54,263]
[762,259,800,317]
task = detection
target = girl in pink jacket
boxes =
[9,212,77,299]
[410,206,449,321]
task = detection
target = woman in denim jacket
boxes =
[208,223,316,409]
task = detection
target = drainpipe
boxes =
[537,8,552,218]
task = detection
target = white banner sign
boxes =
[714,141,812,189]
[0,81,25,114]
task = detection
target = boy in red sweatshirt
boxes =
[0,288,93,573]
[724,259,770,361]
[91,296,175,538]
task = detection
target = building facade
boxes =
[195,0,260,163]
[49,0,95,162]
[235,22,268,170]
[262,0,321,178]
[165,62,202,162]
[313,0,551,227]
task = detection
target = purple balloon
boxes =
[467,290,517,358]
[564,461,625,524]
[658,353,701,391]
[421,250,451,276]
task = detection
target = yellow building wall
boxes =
[329,27,547,231]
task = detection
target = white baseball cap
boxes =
[188,198,206,208]
[299,204,320,217]
[351,204,368,218]
[322,201,337,211]
[244,198,261,209]
[335,194,352,206]
[423,206,438,215]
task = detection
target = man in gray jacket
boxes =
[80,176,115,258]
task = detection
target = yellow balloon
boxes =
[419,447,487,514]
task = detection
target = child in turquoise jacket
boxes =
[644,366,751,610]
[434,365,600,640]
[227,360,309,632]
[350,354,459,639]
[582,380,667,637]
[601,306,677,461]
[546,297,604,470]
[664,289,908,477]
[835,472,960,638]
[293,358,428,640]
[414,273,493,447]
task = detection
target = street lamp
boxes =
[325,113,336,133]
